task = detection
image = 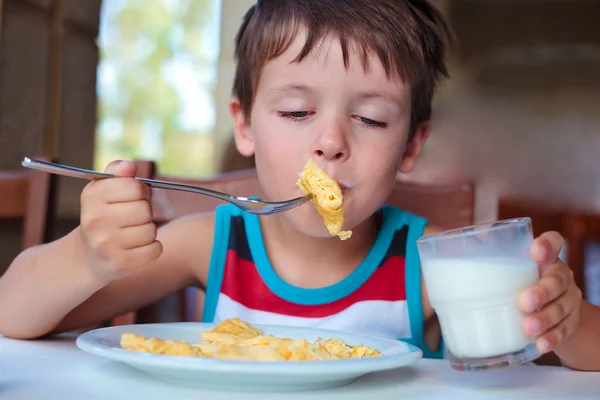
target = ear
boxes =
[398,121,431,173]
[229,97,255,156]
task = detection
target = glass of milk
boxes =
[417,218,541,371]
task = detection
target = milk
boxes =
[423,258,539,359]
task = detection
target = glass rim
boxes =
[417,217,532,244]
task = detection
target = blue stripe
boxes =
[242,206,402,305]
[402,213,445,359]
[202,204,238,322]
[203,203,444,359]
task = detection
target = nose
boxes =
[312,119,349,162]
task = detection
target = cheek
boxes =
[254,126,303,171]
[252,111,304,158]
[359,165,397,204]
[353,144,403,201]
[363,140,404,176]
[252,132,307,201]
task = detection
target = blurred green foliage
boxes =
[95,0,220,177]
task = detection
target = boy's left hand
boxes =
[518,231,583,354]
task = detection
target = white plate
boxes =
[76,322,423,392]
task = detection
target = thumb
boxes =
[531,231,564,265]
[104,160,137,177]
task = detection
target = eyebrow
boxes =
[354,91,405,108]
[266,84,313,96]
[266,85,404,108]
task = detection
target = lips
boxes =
[337,179,356,193]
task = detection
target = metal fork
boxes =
[21,157,310,216]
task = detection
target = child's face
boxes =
[231,31,430,237]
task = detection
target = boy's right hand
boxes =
[79,160,163,282]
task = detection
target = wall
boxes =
[405,0,600,302]
[0,0,100,215]
[410,60,600,223]
[403,0,600,223]
[215,1,600,224]
[213,0,254,170]
[0,0,100,271]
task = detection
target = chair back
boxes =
[0,156,55,250]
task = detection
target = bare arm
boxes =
[0,227,109,338]
[0,213,214,339]
[0,159,215,339]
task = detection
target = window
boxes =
[95,0,221,177]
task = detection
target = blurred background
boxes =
[1,0,600,312]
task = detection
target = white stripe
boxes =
[214,293,412,340]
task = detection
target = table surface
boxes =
[2,334,600,400]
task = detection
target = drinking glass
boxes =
[417,218,542,370]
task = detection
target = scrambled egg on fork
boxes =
[296,159,352,240]
[120,318,381,361]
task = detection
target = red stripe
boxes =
[220,250,406,318]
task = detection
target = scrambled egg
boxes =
[296,159,352,240]
[120,318,380,361]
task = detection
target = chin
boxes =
[283,205,339,239]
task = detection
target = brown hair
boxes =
[232,0,452,140]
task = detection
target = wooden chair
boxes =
[147,166,474,230]
[0,157,55,252]
[497,197,587,298]
[151,167,265,222]
[561,210,600,301]
[385,179,475,229]
[111,162,475,325]
[497,197,600,367]
[498,198,566,239]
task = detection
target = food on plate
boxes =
[120,318,380,361]
[296,159,352,240]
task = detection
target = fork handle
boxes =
[21,157,236,203]
[22,157,117,181]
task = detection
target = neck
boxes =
[260,211,380,278]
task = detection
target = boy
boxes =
[0,0,597,370]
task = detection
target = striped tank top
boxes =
[201,203,444,359]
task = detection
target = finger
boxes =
[119,240,163,268]
[110,200,153,228]
[104,160,137,177]
[118,223,158,250]
[522,284,581,337]
[534,304,581,354]
[103,179,152,204]
[518,264,571,312]
[531,231,564,265]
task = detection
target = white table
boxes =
[2,334,599,400]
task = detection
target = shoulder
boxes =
[158,211,216,239]
[156,211,217,287]
[423,224,444,236]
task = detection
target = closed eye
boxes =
[355,116,388,129]
[277,111,313,121]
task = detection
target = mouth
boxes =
[337,179,356,194]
